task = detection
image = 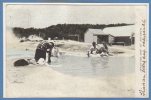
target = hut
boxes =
[103,25,135,46]
[84,28,114,45]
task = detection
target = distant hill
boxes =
[13,23,134,42]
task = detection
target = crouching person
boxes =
[87,42,98,57]
[34,41,54,64]
[97,42,109,56]
[52,45,60,58]
[97,46,108,56]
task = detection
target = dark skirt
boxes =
[34,49,46,62]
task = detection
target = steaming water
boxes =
[7,50,135,77]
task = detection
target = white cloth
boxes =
[37,58,45,65]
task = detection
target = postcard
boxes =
[3,3,149,98]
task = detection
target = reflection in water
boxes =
[91,57,109,76]
[91,57,109,69]
[51,55,135,77]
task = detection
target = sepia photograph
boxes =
[3,3,149,98]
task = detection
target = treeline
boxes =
[13,23,133,41]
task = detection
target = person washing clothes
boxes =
[52,44,60,58]
[89,42,98,54]
[34,40,54,64]
[97,41,109,56]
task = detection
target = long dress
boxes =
[34,41,54,62]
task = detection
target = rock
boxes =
[14,59,29,67]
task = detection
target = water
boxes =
[7,50,135,77]
[50,55,135,77]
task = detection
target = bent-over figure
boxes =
[34,41,54,63]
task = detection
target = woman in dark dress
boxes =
[34,41,54,63]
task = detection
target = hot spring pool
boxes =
[50,55,135,77]
[7,50,135,77]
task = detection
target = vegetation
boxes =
[13,23,134,41]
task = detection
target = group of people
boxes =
[87,41,109,57]
[34,41,109,64]
[14,40,109,67]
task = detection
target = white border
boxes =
[2,3,149,6]
[146,3,149,97]
[3,3,149,98]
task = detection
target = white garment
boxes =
[37,58,45,65]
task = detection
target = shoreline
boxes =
[6,40,135,57]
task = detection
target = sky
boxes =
[5,4,147,28]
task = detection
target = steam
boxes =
[6,27,20,45]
